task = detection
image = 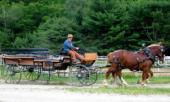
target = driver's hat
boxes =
[68,34,73,38]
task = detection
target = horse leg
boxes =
[141,70,150,86]
[111,71,123,86]
[120,76,129,86]
[146,70,153,84]
[103,67,112,86]
[111,71,116,84]
[104,64,117,86]
[116,70,129,86]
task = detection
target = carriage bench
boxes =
[1,48,50,64]
[1,48,51,69]
[2,48,49,57]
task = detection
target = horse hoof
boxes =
[116,83,124,87]
[141,83,147,87]
[137,80,141,84]
[103,83,108,86]
[146,80,150,84]
[103,80,109,86]
[123,83,129,86]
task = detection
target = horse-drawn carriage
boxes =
[1,48,99,86]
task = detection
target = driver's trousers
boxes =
[68,50,84,62]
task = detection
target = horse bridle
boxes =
[160,46,165,53]
[157,46,165,61]
[143,46,164,62]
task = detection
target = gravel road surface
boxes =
[0,84,170,102]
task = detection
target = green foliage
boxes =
[82,0,139,54]
[35,17,78,53]
[0,31,9,50]
[0,0,170,55]
[127,0,170,45]
[65,0,86,25]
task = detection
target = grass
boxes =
[0,65,5,79]
[0,65,71,85]
[66,72,170,95]
[95,73,170,85]
[1,65,170,95]
[67,86,170,95]
[1,65,170,84]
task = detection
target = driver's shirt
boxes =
[63,39,75,53]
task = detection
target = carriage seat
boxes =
[59,48,70,57]
[59,48,71,63]
[81,53,98,67]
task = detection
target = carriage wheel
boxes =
[69,64,98,86]
[38,66,54,84]
[4,65,22,84]
[69,65,81,86]
[0,65,5,78]
[77,65,98,86]
[23,65,41,81]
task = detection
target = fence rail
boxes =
[1,54,170,68]
[93,56,108,67]
[93,56,170,68]
[156,56,170,67]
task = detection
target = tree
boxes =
[0,31,9,50]
[35,17,78,53]
[0,0,170,55]
[81,0,130,54]
[65,0,86,25]
[128,0,170,46]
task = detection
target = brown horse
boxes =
[104,43,164,86]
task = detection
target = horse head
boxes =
[146,43,165,62]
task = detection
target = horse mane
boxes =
[147,43,162,48]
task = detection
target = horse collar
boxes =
[143,47,155,63]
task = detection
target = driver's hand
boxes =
[76,47,79,50]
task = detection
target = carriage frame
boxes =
[1,48,99,86]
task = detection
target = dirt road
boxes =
[0,84,170,102]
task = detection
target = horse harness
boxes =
[111,47,156,71]
[143,47,156,63]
